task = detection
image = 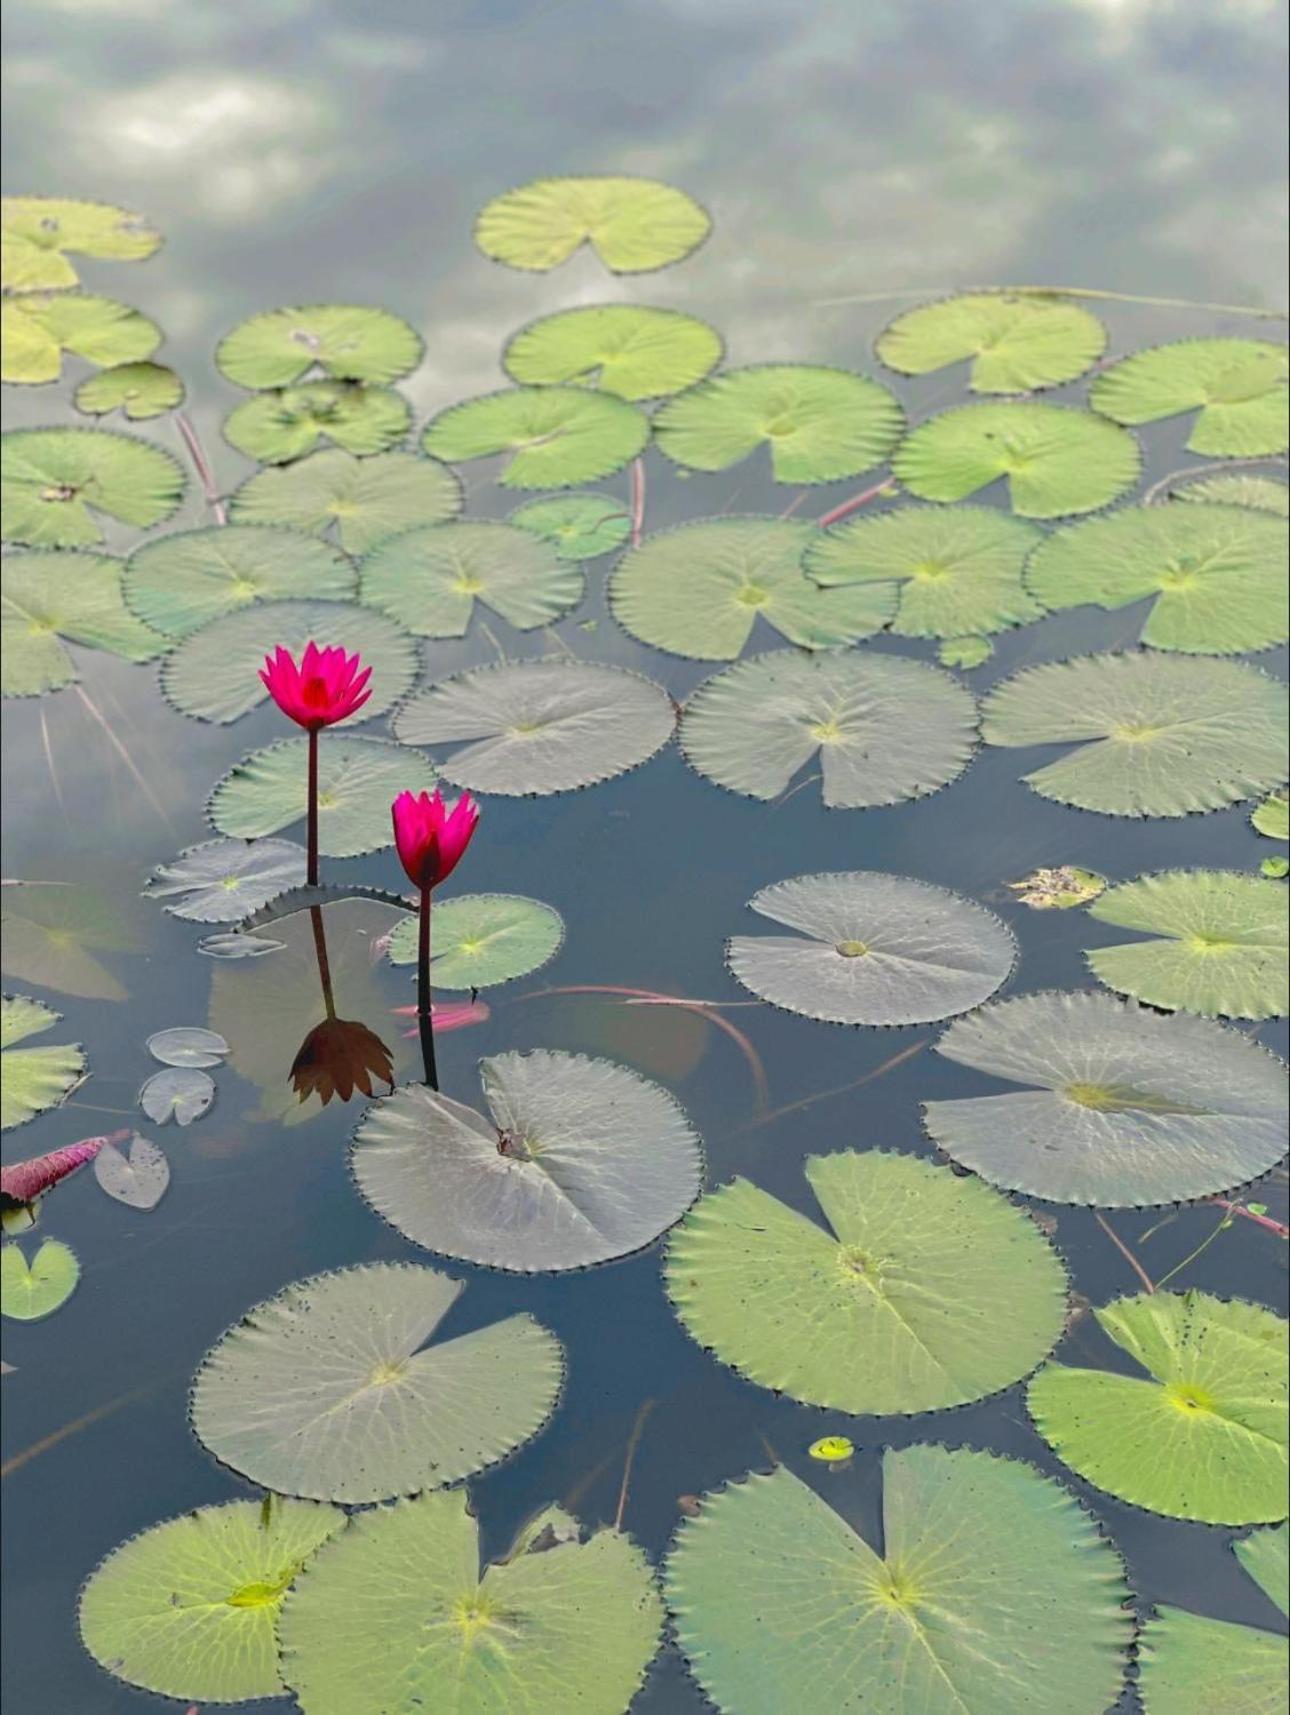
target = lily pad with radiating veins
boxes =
[727,871,1016,1025]
[143,836,308,922]
[892,402,1140,518]
[147,1027,229,1068]
[125,524,356,639]
[1252,791,1289,841]
[1,428,185,549]
[209,736,435,855]
[666,1150,1066,1414]
[93,1133,169,1209]
[223,382,412,465]
[385,893,563,989]
[610,517,896,660]
[78,1497,345,1703]
[1,879,146,1001]
[475,174,711,273]
[939,634,993,669]
[74,361,184,422]
[654,364,904,485]
[359,520,583,638]
[876,291,1107,393]
[1,291,162,385]
[679,648,978,807]
[1,995,85,1131]
[227,447,462,554]
[191,1261,563,1502]
[804,503,1044,638]
[162,598,417,724]
[503,303,722,401]
[1,196,161,293]
[1236,1526,1289,1617]
[924,989,1289,1205]
[665,1448,1132,1715]
[1085,870,1288,1020]
[1173,473,1290,516]
[981,652,1289,817]
[1028,1290,1287,1523]
[1,549,168,698]
[216,304,422,389]
[1091,339,1289,456]
[422,386,648,490]
[1024,505,1288,654]
[508,492,630,560]
[395,659,675,796]
[1,1239,80,1320]
[139,1067,214,1127]
[1138,1604,1287,1715]
[352,1049,702,1272]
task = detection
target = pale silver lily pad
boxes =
[146,1027,229,1068]
[94,1134,169,1210]
[143,837,308,923]
[196,932,285,960]
[139,1067,215,1127]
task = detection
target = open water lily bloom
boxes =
[259,642,372,731]
[392,789,481,891]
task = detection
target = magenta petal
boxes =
[0,1129,130,1205]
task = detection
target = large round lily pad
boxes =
[1090,339,1289,456]
[74,360,184,422]
[216,304,422,389]
[227,448,461,554]
[2,196,160,292]
[924,989,1289,1206]
[679,648,978,807]
[359,520,583,637]
[143,836,308,922]
[422,386,649,489]
[2,291,161,386]
[2,549,168,698]
[2,427,185,548]
[191,1261,563,1503]
[125,524,356,639]
[666,1149,1067,1414]
[876,292,1107,393]
[353,1050,703,1272]
[385,892,563,988]
[1028,1290,1287,1524]
[508,492,630,560]
[1,994,85,1131]
[223,382,412,465]
[475,174,710,272]
[503,303,722,400]
[666,1448,1131,1715]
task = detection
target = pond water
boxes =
[2,2,1287,1712]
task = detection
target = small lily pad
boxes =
[223,382,412,465]
[2,427,185,548]
[939,634,993,668]
[139,1067,215,1126]
[93,1134,169,1209]
[1172,472,1289,516]
[147,1027,230,1068]
[1,994,85,1131]
[73,361,184,421]
[475,174,710,272]
[217,305,422,389]
[875,291,1107,392]
[2,549,168,698]
[1252,792,1289,841]
[808,1436,854,1463]
[0,1238,80,1320]
[1091,339,1289,456]
[209,736,435,855]
[143,836,308,922]
[503,303,722,400]
[385,893,563,988]
[1,291,161,385]
[359,520,583,637]
[422,385,649,489]
[126,524,355,640]
[508,492,630,560]
[1007,866,1107,910]
[228,448,461,554]
[2,196,160,292]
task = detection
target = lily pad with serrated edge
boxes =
[216,304,422,389]
[923,989,1289,1206]
[78,1497,345,1703]
[610,517,896,660]
[1024,505,1288,654]
[1173,473,1290,516]
[666,1149,1067,1414]
[508,492,630,560]
[1,880,146,1002]
[1252,792,1289,840]
[892,401,1140,518]
[1091,339,1289,457]
[503,303,722,401]
[1085,870,1288,1020]
[2,196,161,293]
[2,549,168,698]
[654,364,904,485]
[227,448,461,554]
[143,836,308,922]
[162,597,417,724]
[475,174,710,273]
[876,291,1107,393]
[74,361,184,421]
[93,1134,169,1209]
[359,520,583,638]
[395,659,675,796]
[1,292,161,386]
[665,1449,1132,1715]
[804,503,1044,638]
[1,1239,80,1320]
[223,382,412,465]
[280,1491,663,1715]
[422,385,648,490]
[1235,1525,1289,1617]
[981,652,1289,817]
[939,634,993,668]
[1028,1289,1287,1524]
[190,1261,563,1502]
[679,648,978,808]
[1,427,185,548]
[727,871,1016,1025]
[1,994,85,1131]
[126,524,356,639]
[385,893,563,988]
[352,1049,702,1272]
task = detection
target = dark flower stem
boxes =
[417,886,438,1090]
[309,907,336,1020]
[306,728,320,887]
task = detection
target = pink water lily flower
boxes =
[259,642,372,731]
[0,1128,130,1209]
[392,789,480,891]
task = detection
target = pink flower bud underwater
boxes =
[258,642,372,731]
[391,789,480,892]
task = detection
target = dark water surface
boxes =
[2,2,1287,1710]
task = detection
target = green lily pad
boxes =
[227,448,461,554]
[2,549,168,697]
[666,1448,1131,1715]
[1,292,161,385]
[1091,339,1289,456]
[475,174,710,273]
[422,386,648,489]
[126,524,356,639]
[143,836,308,923]
[223,381,412,465]
[1172,473,1290,516]
[892,402,1140,518]
[1,880,146,1001]
[1138,1603,1288,1715]
[508,492,630,560]
[924,989,1289,1206]
[209,735,435,856]
[385,892,563,988]
[666,1150,1066,1414]
[1252,792,1289,840]
[1,196,161,293]
[1236,1526,1289,1617]
[395,659,675,796]
[876,292,1107,393]
[1025,505,1288,654]
[679,648,978,807]
[980,652,1289,817]
[353,1049,702,1272]
[939,634,993,668]
[162,597,417,724]
[78,1497,346,1703]
[216,304,422,389]
[610,517,896,659]
[191,1261,564,1502]
[1,427,185,548]
[1008,865,1108,910]
[654,364,904,484]
[359,520,583,637]
[74,361,184,421]
[1028,1290,1287,1523]
[1,994,86,1131]
[503,304,722,400]
[1259,857,1289,879]
[804,504,1044,637]
[1086,870,1288,1019]
[1,1238,80,1320]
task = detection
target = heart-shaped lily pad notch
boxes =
[1028,1289,1288,1524]
[1,994,85,1131]
[125,524,356,640]
[223,381,412,465]
[216,304,423,389]
[1,427,185,548]
[385,893,563,989]
[728,871,1016,1025]
[74,361,184,422]
[924,989,1289,1206]
[509,491,630,561]
[1090,338,1289,456]
[2,290,161,385]
[503,302,722,400]
[1,1238,80,1320]
[143,836,308,923]
[2,195,161,291]
[228,447,461,554]
[209,736,435,855]
[2,549,168,698]
[875,291,1108,393]
[666,1149,1067,1415]
[139,1066,215,1126]
[666,1449,1132,1715]
[422,385,649,489]
[78,1496,346,1704]
[93,1133,170,1209]
[475,174,710,272]
[359,520,583,638]
[352,1050,703,1272]
[190,1261,564,1502]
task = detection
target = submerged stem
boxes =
[306,727,319,887]
[174,411,228,525]
[815,475,897,530]
[629,457,646,547]
[309,906,336,1021]
[417,886,438,1090]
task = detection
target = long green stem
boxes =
[306,728,319,887]
[417,886,438,1090]
[1155,1211,1233,1292]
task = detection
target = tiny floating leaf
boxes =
[475,174,710,273]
